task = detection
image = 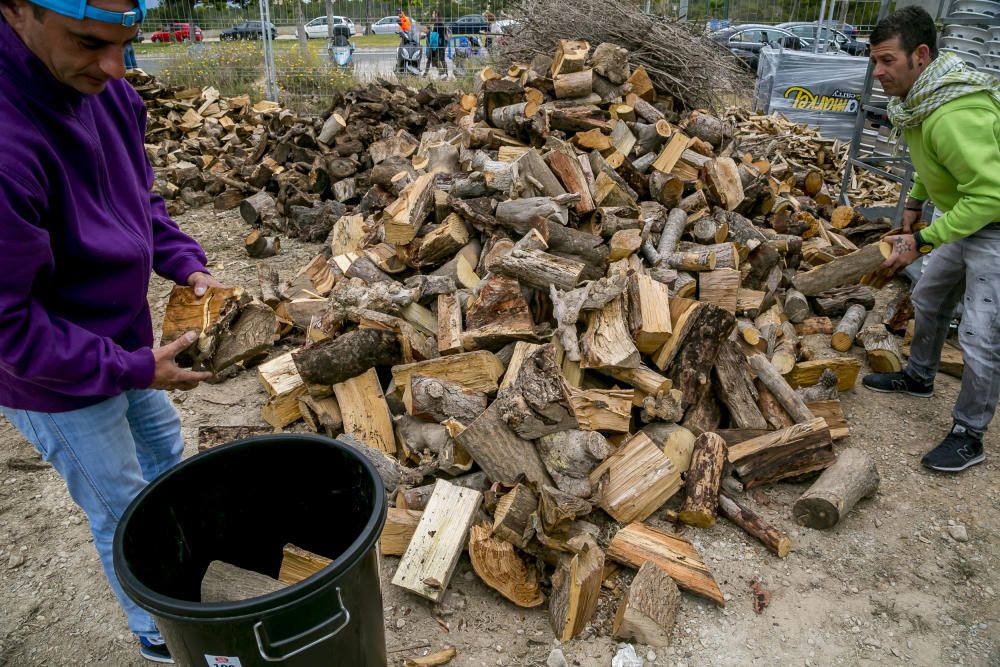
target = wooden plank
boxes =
[607,522,724,606]
[392,479,483,602]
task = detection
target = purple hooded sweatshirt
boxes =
[0,17,208,413]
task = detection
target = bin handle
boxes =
[252,587,351,662]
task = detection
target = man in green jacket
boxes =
[864,6,1000,472]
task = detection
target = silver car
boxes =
[304,15,356,38]
[370,16,401,35]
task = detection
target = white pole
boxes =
[814,0,826,53]
[259,0,278,102]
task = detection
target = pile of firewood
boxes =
[152,39,926,647]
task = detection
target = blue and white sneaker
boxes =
[138,636,173,664]
[922,424,986,473]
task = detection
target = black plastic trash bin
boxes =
[113,434,387,667]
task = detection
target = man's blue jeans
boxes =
[1,389,184,640]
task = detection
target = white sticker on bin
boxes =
[205,656,243,666]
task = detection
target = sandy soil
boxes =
[1,207,998,667]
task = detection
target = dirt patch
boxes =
[1,207,998,667]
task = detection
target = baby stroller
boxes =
[447,35,482,76]
[328,24,355,70]
[396,26,423,76]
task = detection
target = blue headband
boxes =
[32,0,144,26]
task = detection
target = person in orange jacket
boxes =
[397,8,410,38]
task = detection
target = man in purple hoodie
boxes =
[0,0,220,661]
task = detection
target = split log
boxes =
[812,285,875,317]
[612,561,680,647]
[607,522,724,606]
[550,38,590,77]
[201,561,283,602]
[793,448,879,529]
[697,268,740,313]
[747,354,814,423]
[713,340,768,429]
[600,365,673,407]
[469,524,545,608]
[808,399,849,440]
[580,296,641,369]
[381,508,423,556]
[495,344,577,439]
[727,418,835,488]
[629,273,673,354]
[549,534,604,641]
[392,479,482,602]
[417,214,470,266]
[785,357,861,392]
[771,322,799,375]
[536,430,611,498]
[680,381,721,436]
[539,485,592,532]
[717,493,791,558]
[384,173,434,245]
[676,432,727,528]
[546,145,596,214]
[278,544,331,585]
[493,484,538,549]
[436,293,463,356]
[831,303,867,352]
[515,148,567,198]
[298,395,343,434]
[292,328,402,388]
[589,432,681,523]
[257,351,306,428]
[796,317,834,336]
[554,69,594,99]
[465,273,534,335]
[702,158,744,211]
[664,303,736,406]
[639,388,684,424]
[567,387,633,433]
[240,190,277,226]
[755,380,795,430]
[333,367,395,455]
[391,351,504,395]
[642,423,696,473]
[455,402,552,487]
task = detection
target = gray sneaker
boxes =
[922,424,985,473]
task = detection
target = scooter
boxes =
[396,27,423,76]
[328,24,355,70]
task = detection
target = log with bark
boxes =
[793,448,879,529]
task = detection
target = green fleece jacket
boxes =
[905,91,1000,247]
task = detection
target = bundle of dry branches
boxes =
[497,0,751,111]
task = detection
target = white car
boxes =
[304,15,356,38]
[370,16,401,35]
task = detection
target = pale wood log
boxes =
[554,69,594,99]
[612,561,681,648]
[581,296,641,369]
[807,399,849,440]
[667,249,717,272]
[277,544,331,585]
[550,39,590,77]
[550,285,588,363]
[785,357,861,392]
[436,293,463,356]
[536,430,611,498]
[333,367,395,455]
[677,432,727,528]
[831,303,867,352]
[490,247,584,292]
[380,508,423,557]
[628,274,673,354]
[599,365,673,407]
[490,101,539,135]
[567,386,633,433]
[771,321,799,375]
[455,401,552,487]
[794,448,879,529]
[406,375,487,425]
[791,243,885,296]
[493,484,538,549]
[258,351,306,428]
[784,288,811,324]
[607,522,724,606]
[514,148,567,199]
[717,493,791,558]
[796,317,834,336]
[298,395,342,435]
[392,351,504,395]
[384,173,434,245]
[686,112,725,147]
[392,479,483,602]
[201,561,283,602]
[549,534,604,641]
[747,354,814,423]
[698,268,740,314]
[545,145,596,214]
[857,325,904,373]
[244,229,280,259]
[589,432,682,523]
[416,214,470,267]
[655,208,688,260]
[702,158,744,211]
[652,133,689,174]
[641,422,696,473]
[727,418,834,489]
[651,296,699,371]
[468,524,545,608]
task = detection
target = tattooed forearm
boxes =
[894,236,914,255]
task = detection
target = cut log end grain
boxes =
[793,448,880,529]
[468,524,545,608]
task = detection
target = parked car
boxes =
[777,21,869,55]
[819,19,858,38]
[709,25,807,71]
[448,13,489,34]
[369,16,401,35]
[304,15,356,39]
[150,23,203,43]
[220,20,277,41]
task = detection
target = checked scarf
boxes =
[887,51,1000,130]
